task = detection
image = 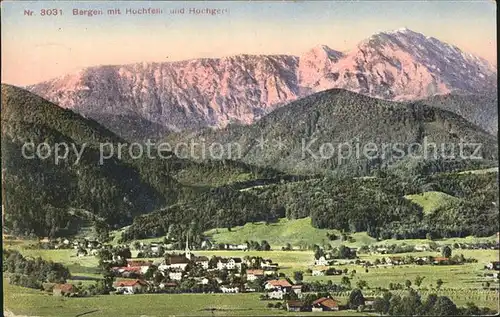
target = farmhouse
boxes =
[286,300,305,312]
[414,244,430,251]
[364,296,376,308]
[387,257,404,265]
[159,254,190,271]
[246,269,265,281]
[220,285,240,293]
[312,266,328,276]
[315,255,333,266]
[225,244,248,251]
[217,257,243,270]
[486,261,500,270]
[312,297,339,311]
[168,270,183,281]
[127,260,154,274]
[113,279,148,294]
[265,279,292,290]
[53,283,76,296]
[265,279,292,299]
[291,284,303,298]
[261,260,279,274]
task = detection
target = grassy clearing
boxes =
[404,191,459,214]
[205,218,335,248]
[204,217,377,249]
[203,217,497,249]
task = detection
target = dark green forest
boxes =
[1,85,498,241]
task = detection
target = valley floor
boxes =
[3,238,499,316]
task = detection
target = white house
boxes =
[168,271,183,281]
[292,285,303,299]
[150,244,160,253]
[312,267,327,276]
[218,258,243,270]
[220,285,240,293]
[265,279,293,299]
[315,256,333,266]
[268,288,285,299]
[200,240,212,249]
[486,261,500,270]
[226,244,248,251]
[113,279,147,294]
[414,244,429,252]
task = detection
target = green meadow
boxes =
[3,282,372,317]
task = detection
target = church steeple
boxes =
[185,234,191,260]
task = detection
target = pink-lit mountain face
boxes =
[28,28,497,137]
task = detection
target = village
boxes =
[30,234,498,313]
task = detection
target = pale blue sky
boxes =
[1,1,496,85]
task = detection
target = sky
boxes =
[1,0,497,86]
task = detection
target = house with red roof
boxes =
[312,297,339,311]
[113,279,148,294]
[265,279,293,299]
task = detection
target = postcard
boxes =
[1,1,498,316]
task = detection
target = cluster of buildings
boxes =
[285,297,340,312]
[284,296,377,312]
[264,279,302,299]
[38,237,103,255]
[109,238,290,295]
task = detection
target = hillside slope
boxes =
[1,84,168,236]
[417,94,498,135]
[0,85,281,238]
[165,89,498,175]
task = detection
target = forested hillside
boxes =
[0,85,280,238]
[165,89,498,175]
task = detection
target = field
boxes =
[204,218,341,248]
[203,217,497,250]
[3,238,499,315]
[3,281,372,317]
[204,217,380,249]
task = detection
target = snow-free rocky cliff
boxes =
[28,28,497,137]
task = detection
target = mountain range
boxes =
[1,84,497,239]
[27,28,497,140]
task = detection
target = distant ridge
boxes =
[26,28,497,138]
